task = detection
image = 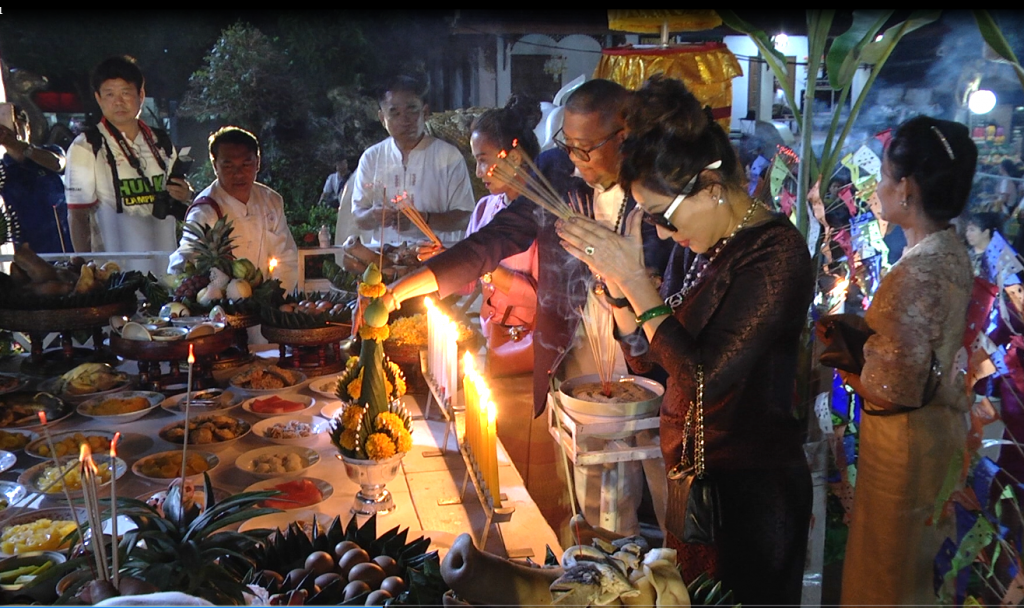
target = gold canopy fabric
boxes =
[607,9,723,33]
[594,42,743,131]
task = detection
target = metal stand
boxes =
[437,429,516,550]
[546,392,660,532]
[419,349,457,457]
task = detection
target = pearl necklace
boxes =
[665,199,761,310]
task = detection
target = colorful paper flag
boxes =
[853,145,882,176]
[875,128,893,148]
[839,184,857,215]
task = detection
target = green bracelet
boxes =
[635,305,672,326]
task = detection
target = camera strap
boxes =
[99,118,168,214]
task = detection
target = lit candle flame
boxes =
[268,257,278,275]
[188,343,195,365]
[110,432,120,458]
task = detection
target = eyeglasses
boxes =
[553,128,623,162]
[641,160,723,232]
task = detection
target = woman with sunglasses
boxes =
[556,75,813,605]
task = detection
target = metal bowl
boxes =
[557,374,663,419]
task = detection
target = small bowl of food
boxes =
[132,450,219,485]
[251,415,330,446]
[229,364,306,396]
[137,481,228,518]
[244,477,333,511]
[150,327,189,342]
[77,391,164,424]
[235,445,319,479]
[159,415,251,451]
[24,430,117,460]
[160,388,242,415]
[240,394,316,419]
[18,455,127,502]
[37,364,133,405]
[307,375,343,400]
[0,374,29,396]
[0,550,67,601]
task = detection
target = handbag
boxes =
[817,313,874,374]
[664,366,722,544]
[485,314,534,378]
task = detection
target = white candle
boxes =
[110,432,121,588]
[180,344,195,510]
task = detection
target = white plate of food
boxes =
[76,391,164,424]
[244,477,333,511]
[307,375,343,400]
[240,394,316,419]
[37,364,133,405]
[0,392,73,429]
[24,430,116,460]
[0,507,88,556]
[238,509,336,534]
[158,415,251,451]
[160,389,243,415]
[235,445,320,479]
[131,450,220,485]
[228,365,306,396]
[251,415,330,446]
[18,454,127,501]
[0,429,38,453]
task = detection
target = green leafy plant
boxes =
[114,474,280,605]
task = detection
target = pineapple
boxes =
[174,218,237,300]
[184,217,237,276]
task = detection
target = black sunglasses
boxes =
[553,128,623,163]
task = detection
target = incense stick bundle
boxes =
[489,149,576,220]
[580,292,617,396]
[393,194,442,247]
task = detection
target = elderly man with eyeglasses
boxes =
[385,79,673,541]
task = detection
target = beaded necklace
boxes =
[665,199,761,310]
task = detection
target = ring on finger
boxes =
[584,246,596,256]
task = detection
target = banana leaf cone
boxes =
[358,335,389,420]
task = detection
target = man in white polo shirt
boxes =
[65,55,192,276]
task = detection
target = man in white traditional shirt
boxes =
[351,75,474,246]
[65,55,193,276]
[168,127,298,292]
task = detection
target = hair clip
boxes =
[931,126,955,161]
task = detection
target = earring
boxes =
[899,199,908,209]
[718,194,726,206]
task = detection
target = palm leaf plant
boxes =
[61,474,281,605]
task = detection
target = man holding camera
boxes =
[65,55,192,275]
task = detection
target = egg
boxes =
[380,575,406,596]
[338,547,370,579]
[366,589,392,605]
[343,580,371,601]
[373,555,400,577]
[348,562,387,589]
[315,572,343,590]
[305,551,334,575]
[334,540,360,561]
[285,567,312,589]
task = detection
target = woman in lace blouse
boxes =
[839,116,976,606]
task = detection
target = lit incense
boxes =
[180,344,195,510]
[79,444,109,582]
[109,432,121,588]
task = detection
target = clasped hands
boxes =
[556,208,645,289]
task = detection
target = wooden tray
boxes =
[261,324,351,346]
[0,300,134,333]
[109,327,236,361]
